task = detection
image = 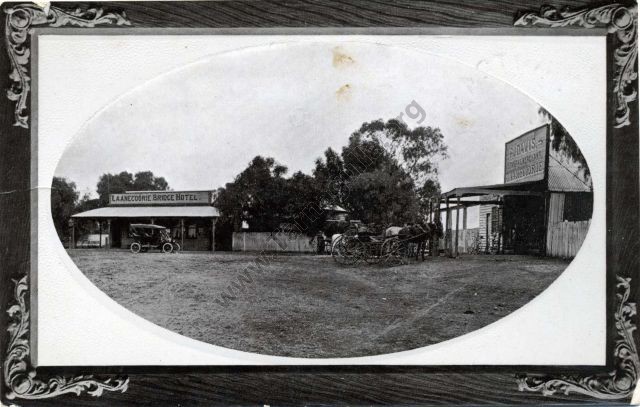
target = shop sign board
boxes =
[109,191,212,206]
[504,125,549,184]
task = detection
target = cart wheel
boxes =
[162,243,174,253]
[172,242,181,253]
[130,242,141,254]
[382,237,407,266]
[331,236,350,265]
[332,235,364,266]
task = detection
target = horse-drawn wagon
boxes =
[331,220,442,266]
[331,224,406,266]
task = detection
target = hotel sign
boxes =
[109,191,212,206]
[504,125,549,184]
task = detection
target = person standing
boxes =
[316,231,326,254]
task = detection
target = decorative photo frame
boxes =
[0,1,637,405]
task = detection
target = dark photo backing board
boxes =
[0,1,638,405]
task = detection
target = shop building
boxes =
[440,124,592,257]
[71,190,219,251]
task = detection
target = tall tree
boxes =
[345,168,419,226]
[313,148,347,205]
[538,108,590,179]
[350,119,448,221]
[284,171,324,233]
[215,118,448,240]
[355,118,448,190]
[133,171,169,191]
[96,170,170,205]
[342,133,389,175]
[76,193,102,213]
[51,177,79,241]
[312,135,398,225]
[340,136,420,225]
[216,156,291,233]
[96,171,134,205]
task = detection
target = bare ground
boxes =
[68,250,568,358]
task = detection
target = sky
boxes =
[55,41,546,202]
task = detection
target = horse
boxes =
[384,219,444,261]
[384,226,403,238]
[422,218,444,259]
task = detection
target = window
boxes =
[563,192,593,221]
[187,224,197,239]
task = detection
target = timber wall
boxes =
[546,220,590,258]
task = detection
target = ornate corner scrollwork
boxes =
[515,3,638,129]
[517,276,639,400]
[4,276,129,400]
[4,3,131,128]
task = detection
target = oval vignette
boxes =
[51,41,593,358]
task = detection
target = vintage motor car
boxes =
[129,223,180,253]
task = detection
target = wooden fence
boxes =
[438,228,480,255]
[233,224,591,257]
[546,220,590,258]
[232,232,315,252]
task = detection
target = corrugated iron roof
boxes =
[72,206,219,218]
[547,162,592,192]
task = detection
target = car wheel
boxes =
[130,242,141,254]
[162,242,174,253]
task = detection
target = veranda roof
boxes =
[72,206,219,218]
[442,163,591,199]
[441,180,544,199]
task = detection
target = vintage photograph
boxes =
[51,41,593,358]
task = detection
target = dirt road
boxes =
[69,250,567,357]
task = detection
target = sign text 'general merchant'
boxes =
[109,191,211,206]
